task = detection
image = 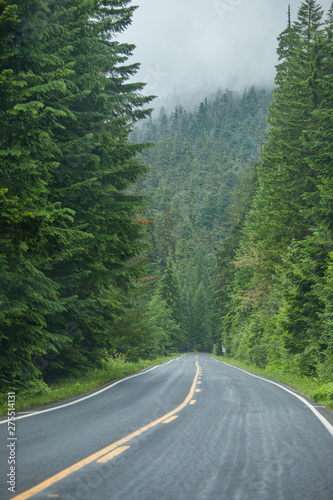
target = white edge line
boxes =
[212,356,333,438]
[0,358,183,425]
[164,359,174,365]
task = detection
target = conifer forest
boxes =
[0,0,333,392]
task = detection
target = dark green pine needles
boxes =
[213,1,333,379]
[0,0,153,390]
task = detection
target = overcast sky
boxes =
[118,0,332,102]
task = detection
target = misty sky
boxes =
[119,0,332,100]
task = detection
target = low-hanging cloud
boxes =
[118,0,332,100]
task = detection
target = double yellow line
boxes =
[13,356,201,500]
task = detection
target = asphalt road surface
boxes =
[1,354,333,500]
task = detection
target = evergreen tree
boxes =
[0,0,77,389]
[0,0,153,388]
[155,205,177,267]
[156,258,187,349]
[250,0,325,272]
[42,0,153,379]
[213,1,333,378]
[136,87,271,354]
[144,292,180,356]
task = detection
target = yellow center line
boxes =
[190,400,196,405]
[97,446,130,463]
[12,357,200,500]
[163,415,178,424]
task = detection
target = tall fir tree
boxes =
[42,0,153,380]
[0,0,78,389]
[213,1,333,376]
[0,0,153,388]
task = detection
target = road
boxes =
[1,354,333,500]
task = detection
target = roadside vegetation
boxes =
[213,355,333,411]
[212,1,333,394]
[0,355,179,416]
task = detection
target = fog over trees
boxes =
[119,0,333,99]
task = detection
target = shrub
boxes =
[312,382,333,401]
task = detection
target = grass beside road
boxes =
[212,355,333,411]
[0,355,180,416]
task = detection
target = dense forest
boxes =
[130,87,271,356]
[0,0,153,391]
[213,0,333,382]
[0,0,332,392]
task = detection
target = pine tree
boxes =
[0,0,78,389]
[216,1,333,375]
[0,0,153,388]
[157,258,187,348]
[41,0,154,379]
[301,3,333,229]
[249,0,325,272]
[155,205,177,267]
[144,292,180,356]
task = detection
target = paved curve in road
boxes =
[1,354,332,500]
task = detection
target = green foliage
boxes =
[213,356,333,410]
[213,1,333,382]
[145,292,181,356]
[0,0,77,389]
[0,355,179,415]
[22,378,52,396]
[133,88,272,353]
[0,0,153,390]
[312,382,333,401]
[3,0,331,394]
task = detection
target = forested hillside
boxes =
[213,0,333,383]
[131,88,272,355]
